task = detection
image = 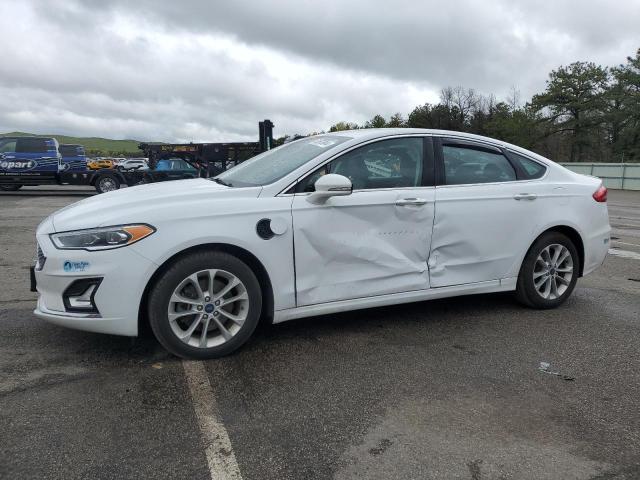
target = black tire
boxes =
[147,250,262,359]
[515,231,580,309]
[95,174,120,194]
[0,184,22,191]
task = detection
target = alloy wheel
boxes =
[167,269,249,348]
[532,243,574,300]
[99,177,117,192]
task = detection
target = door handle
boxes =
[396,197,428,206]
[513,193,537,201]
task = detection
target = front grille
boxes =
[35,242,46,271]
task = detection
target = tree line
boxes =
[321,48,639,163]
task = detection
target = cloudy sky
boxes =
[0,0,638,142]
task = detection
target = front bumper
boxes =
[33,233,158,336]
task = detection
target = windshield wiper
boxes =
[213,178,233,187]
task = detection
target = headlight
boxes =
[50,224,155,251]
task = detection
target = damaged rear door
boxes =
[429,137,543,287]
[291,136,435,307]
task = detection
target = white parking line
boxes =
[182,360,243,480]
[609,248,640,260]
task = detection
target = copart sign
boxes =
[0,160,36,171]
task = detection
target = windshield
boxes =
[215,135,351,187]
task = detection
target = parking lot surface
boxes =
[1,186,639,479]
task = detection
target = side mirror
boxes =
[307,174,352,204]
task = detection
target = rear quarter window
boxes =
[507,151,547,179]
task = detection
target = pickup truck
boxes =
[0,137,145,193]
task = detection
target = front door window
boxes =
[297,137,423,192]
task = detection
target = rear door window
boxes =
[60,145,84,156]
[442,144,516,185]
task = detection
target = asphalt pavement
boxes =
[1,186,639,480]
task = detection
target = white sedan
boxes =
[117,158,149,171]
[32,129,610,358]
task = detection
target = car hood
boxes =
[48,178,263,232]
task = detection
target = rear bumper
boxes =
[582,224,611,276]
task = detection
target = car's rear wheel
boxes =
[516,231,579,309]
[95,174,120,194]
[148,250,262,359]
[0,184,22,191]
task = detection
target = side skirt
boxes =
[273,277,518,324]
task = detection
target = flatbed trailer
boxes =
[0,136,146,193]
[0,166,148,194]
[138,142,261,176]
[139,119,274,176]
[0,120,274,194]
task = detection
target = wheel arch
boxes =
[138,242,275,335]
[90,170,125,186]
[529,225,585,277]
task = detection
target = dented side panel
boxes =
[429,182,560,287]
[292,188,435,306]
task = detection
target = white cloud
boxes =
[0,0,637,141]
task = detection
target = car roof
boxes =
[326,128,507,144]
[322,128,553,165]
[1,136,56,141]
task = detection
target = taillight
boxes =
[593,185,607,203]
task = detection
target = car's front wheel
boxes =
[148,250,262,359]
[516,231,579,309]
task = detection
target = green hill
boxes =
[0,131,144,156]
